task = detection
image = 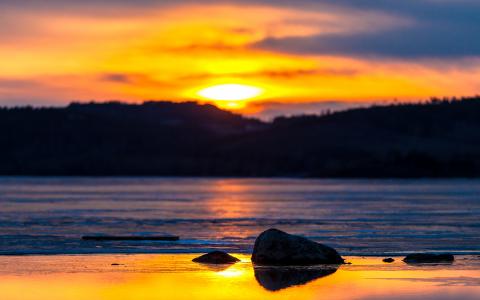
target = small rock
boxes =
[111,263,122,266]
[251,228,344,265]
[403,253,454,264]
[192,251,240,264]
[383,258,395,263]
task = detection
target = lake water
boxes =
[1,177,479,255]
[2,254,480,300]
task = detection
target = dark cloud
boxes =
[256,23,480,58]
[179,68,358,81]
[100,73,132,83]
[0,79,40,89]
[253,1,480,58]
[98,73,180,88]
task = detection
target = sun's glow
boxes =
[216,268,246,278]
[196,84,264,110]
[197,84,263,101]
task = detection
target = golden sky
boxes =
[1,1,479,117]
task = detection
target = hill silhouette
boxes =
[1,97,479,177]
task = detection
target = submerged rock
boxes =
[254,265,338,291]
[403,253,454,264]
[251,228,344,265]
[383,258,395,263]
[192,251,240,264]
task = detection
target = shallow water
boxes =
[1,254,480,300]
[1,177,479,255]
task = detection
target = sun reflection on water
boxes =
[216,268,246,278]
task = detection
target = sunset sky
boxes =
[1,0,480,118]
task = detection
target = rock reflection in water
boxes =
[254,265,339,291]
[198,263,235,272]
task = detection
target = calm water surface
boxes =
[1,254,480,300]
[0,177,479,255]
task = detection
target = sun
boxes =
[197,84,263,109]
[198,84,263,101]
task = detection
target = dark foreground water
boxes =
[0,177,479,255]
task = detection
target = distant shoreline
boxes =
[0,175,479,179]
[1,97,480,177]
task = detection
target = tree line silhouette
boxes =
[1,97,479,177]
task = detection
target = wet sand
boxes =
[1,254,479,300]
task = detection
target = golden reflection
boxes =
[205,180,259,219]
[0,255,479,300]
[216,268,246,278]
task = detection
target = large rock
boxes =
[403,253,454,264]
[251,229,344,265]
[192,251,240,264]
